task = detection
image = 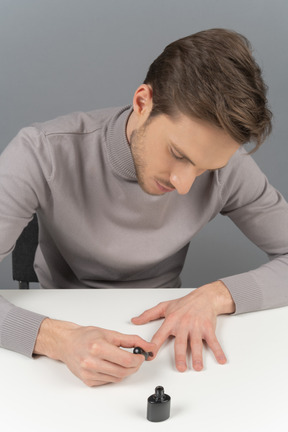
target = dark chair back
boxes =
[12,214,39,289]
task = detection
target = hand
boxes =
[34,319,156,387]
[131,281,235,372]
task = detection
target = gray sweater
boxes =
[1,106,288,356]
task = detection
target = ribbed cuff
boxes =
[220,272,263,315]
[1,307,47,357]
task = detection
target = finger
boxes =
[84,357,141,381]
[93,341,145,369]
[82,375,122,387]
[111,333,157,357]
[205,332,227,365]
[131,302,167,325]
[174,332,189,372]
[84,380,111,387]
[190,336,204,371]
[70,358,126,386]
[150,321,173,353]
[84,370,123,383]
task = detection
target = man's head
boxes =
[143,28,272,151]
[127,28,272,196]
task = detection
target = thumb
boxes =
[131,302,166,325]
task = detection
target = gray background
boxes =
[0,0,287,289]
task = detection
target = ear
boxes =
[132,84,153,118]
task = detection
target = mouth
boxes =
[155,180,175,193]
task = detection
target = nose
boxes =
[170,166,197,195]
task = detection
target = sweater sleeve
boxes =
[0,127,50,356]
[0,295,46,357]
[219,148,288,314]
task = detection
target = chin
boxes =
[138,183,161,196]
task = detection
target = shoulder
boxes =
[220,146,260,177]
[219,146,266,186]
[218,146,270,210]
[31,106,122,136]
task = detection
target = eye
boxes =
[170,148,184,160]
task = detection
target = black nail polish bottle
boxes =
[147,386,171,422]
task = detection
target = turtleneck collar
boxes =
[106,105,138,181]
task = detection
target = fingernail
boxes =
[177,361,187,372]
[193,361,203,371]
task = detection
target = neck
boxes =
[125,110,137,145]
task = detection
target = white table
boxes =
[0,288,287,432]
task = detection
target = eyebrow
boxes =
[171,142,227,171]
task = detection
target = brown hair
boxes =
[144,28,272,152]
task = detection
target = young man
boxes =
[0,29,287,387]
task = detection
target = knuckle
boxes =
[80,357,92,371]
[90,341,103,356]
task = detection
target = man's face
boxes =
[129,112,240,196]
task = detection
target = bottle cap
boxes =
[147,386,171,422]
[133,347,153,361]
